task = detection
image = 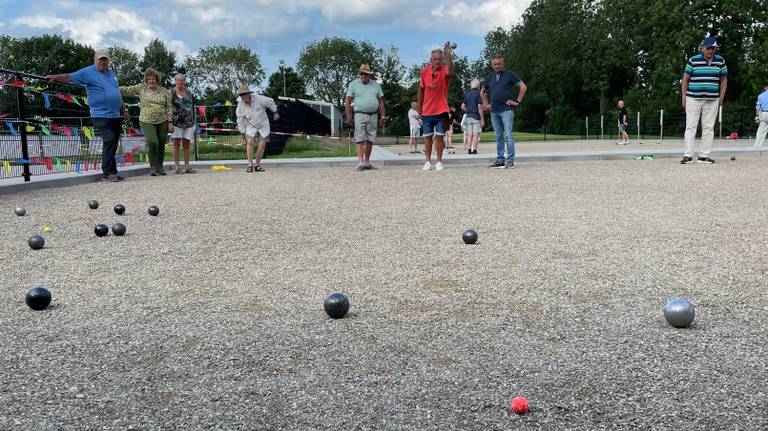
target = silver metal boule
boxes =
[15,206,26,216]
[664,298,695,328]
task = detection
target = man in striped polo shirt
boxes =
[680,37,728,164]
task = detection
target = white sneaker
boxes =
[422,161,432,171]
[435,161,444,171]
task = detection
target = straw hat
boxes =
[359,64,374,75]
[237,84,253,96]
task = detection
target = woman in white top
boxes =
[236,84,279,172]
[170,74,196,174]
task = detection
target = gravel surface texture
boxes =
[2,157,768,430]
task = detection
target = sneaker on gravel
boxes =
[505,160,515,168]
[697,157,715,164]
[422,161,432,171]
[435,161,444,171]
[680,156,694,164]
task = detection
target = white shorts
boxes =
[240,124,270,140]
[409,127,420,138]
[465,118,481,135]
[170,126,194,141]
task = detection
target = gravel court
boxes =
[2,157,768,430]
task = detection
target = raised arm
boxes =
[46,73,72,84]
[444,42,454,77]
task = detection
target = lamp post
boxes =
[279,60,286,97]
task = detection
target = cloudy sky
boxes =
[0,0,532,81]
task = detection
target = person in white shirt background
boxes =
[236,84,279,173]
[407,102,422,153]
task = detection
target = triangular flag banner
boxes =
[82,127,93,140]
[4,161,10,176]
[92,160,98,170]
[5,121,19,136]
[213,102,222,107]
[44,158,53,171]
[62,126,72,137]
[72,96,83,107]
[75,160,81,172]
[224,100,233,106]
[224,118,234,124]
[26,125,35,133]
[72,127,79,139]
[9,80,25,87]
[43,92,51,109]
[197,106,206,116]
[41,125,51,136]
[83,97,88,105]
[143,153,148,163]
[55,158,63,172]
[66,160,71,173]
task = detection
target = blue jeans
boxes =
[491,110,515,162]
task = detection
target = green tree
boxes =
[0,34,93,76]
[264,63,306,100]
[107,46,142,85]
[139,38,177,86]
[184,44,266,103]
[297,37,379,111]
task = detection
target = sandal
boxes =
[175,168,184,174]
[184,168,195,174]
[246,165,254,173]
[254,165,265,172]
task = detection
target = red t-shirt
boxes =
[420,64,451,116]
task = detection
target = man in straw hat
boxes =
[47,49,130,182]
[236,84,279,172]
[345,64,385,171]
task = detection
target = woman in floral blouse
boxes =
[120,68,173,176]
[170,73,195,174]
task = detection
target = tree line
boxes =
[2,0,767,135]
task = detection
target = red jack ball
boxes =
[511,396,528,415]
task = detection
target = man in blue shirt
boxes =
[47,50,129,181]
[680,37,728,164]
[480,54,527,169]
[753,84,768,147]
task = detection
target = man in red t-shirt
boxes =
[417,42,454,171]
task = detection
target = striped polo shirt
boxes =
[684,54,728,99]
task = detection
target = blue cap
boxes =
[701,37,718,48]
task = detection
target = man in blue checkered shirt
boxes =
[680,37,728,164]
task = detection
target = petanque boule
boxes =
[112,223,126,236]
[148,206,160,217]
[28,235,45,250]
[114,204,126,215]
[88,200,99,209]
[731,156,736,161]
[324,292,350,319]
[15,206,26,216]
[462,228,478,244]
[664,298,695,328]
[25,286,52,311]
[94,224,109,237]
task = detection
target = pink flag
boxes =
[197,106,206,116]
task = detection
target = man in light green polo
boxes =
[345,64,385,171]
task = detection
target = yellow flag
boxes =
[224,100,233,106]
[4,161,10,176]
[26,125,35,132]
[66,160,71,173]
[83,127,93,140]
[83,96,88,105]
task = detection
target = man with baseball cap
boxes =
[47,49,129,181]
[345,64,385,171]
[680,37,728,164]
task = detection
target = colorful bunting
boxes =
[197,106,206,116]
[3,161,10,176]
[25,125,35,133]
[4,121,18,136]
[41,125,51,136]
[8,80,25,87]
[224,100,233,106]
[82,127,93,140]
[66,160,71,173]
[213,102,222,107]
[43,92,51,109]
[71,96,82,107]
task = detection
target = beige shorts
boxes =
[465,117,481,135]
[171,126,194,141]
[354,112,377,143]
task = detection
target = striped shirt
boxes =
[684,54,728,99]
